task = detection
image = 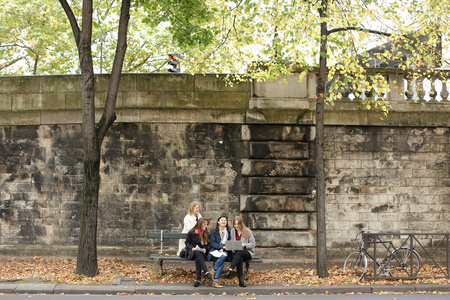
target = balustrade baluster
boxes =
[429,78,437,101]
[440,81,449,101]
[376,88,386,100]
[417,78,426,100]
[405,77,415,100]
[365,89,374,99]
[342,85,351,98]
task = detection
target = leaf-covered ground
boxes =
[0,257,449,287]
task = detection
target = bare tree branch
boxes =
[0,56,26,70]
[327,26,392,37]
[202,0,244,61]
[96,0,130,142]
[58,0,81,46]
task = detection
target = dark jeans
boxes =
[229,249,252,279]
[193,251,208,281]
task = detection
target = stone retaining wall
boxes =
[0,73,449,262]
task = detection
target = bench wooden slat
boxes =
[150,254,262,263]
[149,254,188,261]
[147,231,260,241]
[147,232,186,239]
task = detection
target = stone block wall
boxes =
[240,125,316,249]
[99,123,244,246]
[324,126,450,255]
[0,123,244,248]
[0,73,449,262]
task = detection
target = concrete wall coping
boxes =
[0,73,449,127]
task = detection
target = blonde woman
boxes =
[177,202,202,256]
[222,216,255,287]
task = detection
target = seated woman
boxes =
[207,216,231,288]
[185,217,212,287]
[223,216,255,287]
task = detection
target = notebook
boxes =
[225,240,243,251]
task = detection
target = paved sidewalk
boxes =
[0,281,450,295]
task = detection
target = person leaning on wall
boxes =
[177,201,202,256]
[185,217,213,287]
[223,216,256,287]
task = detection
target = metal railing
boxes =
[363,232,450,280]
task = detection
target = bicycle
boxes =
[343,231,421,280]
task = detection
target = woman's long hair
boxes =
[233,216,249,239]
[192,217,209,245]
[214,216,230,235]
[187,201,200,215]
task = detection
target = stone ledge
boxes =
[240,195,316,212]
[241,159,315,177]
[245,177,312,194]
[0,111,41,125]
[248,212,310,230]
[254,230,316,247]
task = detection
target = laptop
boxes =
[225,240,243,251]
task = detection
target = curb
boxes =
[0,283,449,295]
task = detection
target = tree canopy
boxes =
[2,0,448,84]
[0,0,194,75]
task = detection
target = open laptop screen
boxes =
[225,240,243,251]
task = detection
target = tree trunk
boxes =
[315,0,328,279]
[77,154,101,276]
[75,0,98,276]
[76,60,100,276]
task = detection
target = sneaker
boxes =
[205,272,212,279]
[193,280,200,287]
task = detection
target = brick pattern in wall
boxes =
[0,123,449,261]
[0,123,244,247]
[324,126,450,249]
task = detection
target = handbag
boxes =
[179,247,189,259]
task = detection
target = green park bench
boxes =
[147,230,262,279]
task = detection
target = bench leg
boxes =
[244,262,249,280]
[159,260,164,276]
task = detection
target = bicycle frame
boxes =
[362,232,449,280]
[344,231,426,281]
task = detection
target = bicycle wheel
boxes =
[388,247,420,278]
[343,251,368,281]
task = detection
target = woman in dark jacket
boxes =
[206,216,231,288]
[185,217,212,287]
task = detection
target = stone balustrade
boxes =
[254,68,450,102]
[329,69,450,102]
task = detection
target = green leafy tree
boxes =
[183,0,445,278]
[57,0,217,277]
[0,0,76,75]
[0,0,191,75]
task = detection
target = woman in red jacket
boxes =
[185,217,212,287]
